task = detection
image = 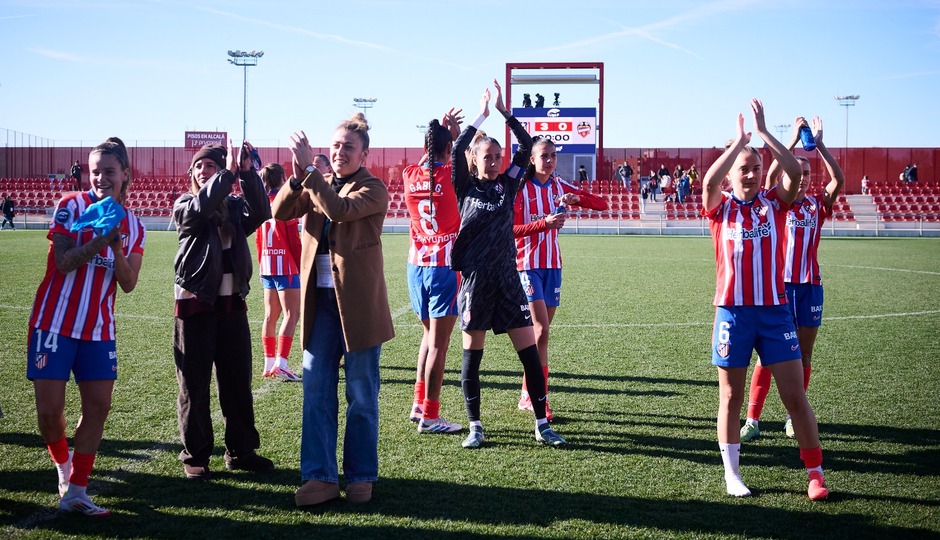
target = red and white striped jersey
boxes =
[706,189,789,306]
[256,191,301,276]
[513,177,607,270]
[784,195,831,284]
[29,192,146,341]
[403,163,460,267]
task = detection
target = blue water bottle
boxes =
[554,200,567,214]
[799,126,816,152]
[249,148,263,171]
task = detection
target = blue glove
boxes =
[70,196,126,236]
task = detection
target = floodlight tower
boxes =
[834,95,860,148]
[774,123,791,142]
[353,97,378,115]
[227,50,264,142]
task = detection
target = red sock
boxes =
[414,381,426,404]
[46,436,69,464]
[277,335,294,360]
[262,335,276,359]
[803,366,812,392]
[422,398,440,420]
[746,363,773,420]
[69,452,95,487]
[799,446,823,470]
[542,365,550,394]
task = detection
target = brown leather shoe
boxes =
[294,480,340,507]
[345,481,373,503]
[183,464,211,480]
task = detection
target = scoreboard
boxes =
[510,107,597,154]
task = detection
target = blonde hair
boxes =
[336,112,370,150]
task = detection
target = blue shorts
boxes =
[711,305,801,368]
[786,283,824,328]
[519,268,562,306]
[407,263,458,320]
[26,329,117,381]
[261,274,300,290]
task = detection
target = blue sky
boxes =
[2,0,939,149]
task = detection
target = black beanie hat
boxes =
[191,144,226,170]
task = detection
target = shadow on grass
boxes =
[1,470,933,539]
[382,364,703,397]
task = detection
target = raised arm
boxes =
[282,130,386,222]
[750,99,801,206]
[443,107,464,141]
[811,116,845,208]
[453,89,490,199]
[494,79,532,174]
[702,113,749,213]
[236,141,272,235]
[765,118,804,189]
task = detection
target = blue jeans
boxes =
[300,288,381,484]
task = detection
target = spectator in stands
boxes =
[662,174,675,202]
[908,163,918,183]
[688,164,699,189]
[701,99,828,501]
[902,164,912,183]
[402,109,464,435]
[1,194,15,230]
[617,161,633,192]
[861,175,870,195]
[742,115,844,445]
[577,164,589,186]
[657,164,670,182]
[648,171,659,202]
[678,174,691,203]
[172,141,274,481]
[673,164,685,183]
[29,137,146,516]
[640,184,649,212]
[256,163,302,382]
[70,161,82,191]
[513,136,607,421]
[272,116,394,507]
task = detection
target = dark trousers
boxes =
[173,310,259,466]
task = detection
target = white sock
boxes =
[469,420,483,429]
[65,484,86,498]
[277,357,289,370]
[536,418,548,428]
[719,442,751,496]
[719,442,741,476]
[806,466,824,477]
[55,455,71,486]
[745,418,758,428]
[263,357,276,372]
[724,474,752,497]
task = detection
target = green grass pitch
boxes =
[1,230,938,538]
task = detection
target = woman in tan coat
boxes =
[272,113,393,508]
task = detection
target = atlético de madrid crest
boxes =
[577,122,591,138]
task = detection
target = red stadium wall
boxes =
[1,145,937,194]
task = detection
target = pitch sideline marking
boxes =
[832,264,940,276]
[3,304,939,328]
